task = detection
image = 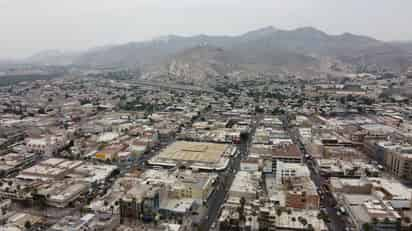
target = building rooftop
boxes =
[3,212,42,231]
[229,171,260,199]
[149,141,235,170]
[272,144,302,158]
[276,209,328,231]
[17,158,117,183]
[344,194,401,225]
[158,141,225,163]
[369,177,412,200]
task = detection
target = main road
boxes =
[204,113,260,231]
[288,127,349,231]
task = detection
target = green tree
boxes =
[24,221,32,230]
[276,208,282,216]
[362,223,371,231]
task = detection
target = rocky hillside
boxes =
[24,26,412,82]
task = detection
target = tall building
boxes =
[384,145,412,180]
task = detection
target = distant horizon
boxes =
[1,0,412,59]
[2,25,412,61]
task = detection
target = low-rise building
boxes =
[283,176,320,209]
[218,198,327,231]
[342,194,401,231]
[17,158,117,183]
[0,153,37,176]
[148,141,237,171]
[34,180,89,208]
[95,143,128,161]
[2,212,43,231]
[229,171,260,200]
[272,144,302,173]
[275,161,310,183]
[49,213,119,231]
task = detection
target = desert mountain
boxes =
[24,26,412,81]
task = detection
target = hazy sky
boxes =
[1,0,411,59]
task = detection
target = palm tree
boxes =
[299,217,308,226]
[291,217,297,228]
[239,197,246,222]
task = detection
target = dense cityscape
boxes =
[2,1,412,230]
[0,68,411,231]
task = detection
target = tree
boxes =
[97,142,108,151]
[362,223,371,231]
[110,205,114,215]
[255,105,264,113]
[38,108,46,114]
[24,221,32,230]
[299,217,308,226]
[276,208,282,217]
[339,97,346,105]
[317,212,328,221]
[68,201,74,208]
[239,197,246,222]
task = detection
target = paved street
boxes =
[289,126,349,231]
[204,113,259,231]
[202,152,241,231]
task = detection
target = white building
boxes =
[276,161,310,184]
[229,171,261,200]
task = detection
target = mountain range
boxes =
[20,26,412,81]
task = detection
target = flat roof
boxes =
[156,141,226,164]
[369,177,412,200]
[149,141,235,171]
[273,144,302,158]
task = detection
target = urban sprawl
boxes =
[1,71,412,231]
